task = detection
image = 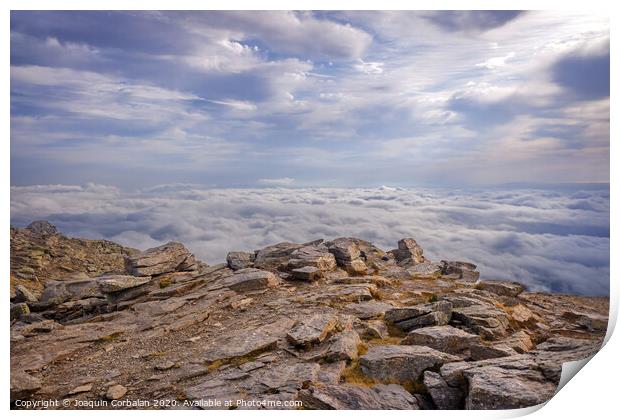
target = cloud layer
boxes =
[11,184,609,296]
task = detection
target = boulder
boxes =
[393,238,427,265]
[226,251,255,271]
[291,266,322,281]
[441,260,480,282]
[423,371,463,409]
[39,278,103,307]
[321,329,361,362]
[254,242,303,269]
[215,269,279,292]
[475,280,525,297]
[407,262,442,279]
[326,238,368,275]
[402,325,480,354]
[287,246,337,272]
[360,345,460,384]
[385,301,452,331]
[287,314,338,347]
[345,301,393,320]
[562,310,608,332]
[125,242,198,276]
[97,274,152,293]
[451,302,510,339]
[470,343,517,361]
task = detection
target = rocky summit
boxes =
[10,222,608,410]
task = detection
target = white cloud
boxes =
[257,177,295,186]
[354,59,384,74]
[10,185,609,296]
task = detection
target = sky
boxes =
[10,11,610,188]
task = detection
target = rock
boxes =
[321,329,361,362]
[470,343,517,361]
[13,285,38,303]
[509,304,538,326]
[226,251,255,270]
[343,259,368,275]
[360,345,460,384]
[202,322,290,364]
[503,331,534,353]
[300,383,418,409]
[407,262,442,279]
[154,361,177,371]
[402,325,480,354]
[464,365,556,409]
[326,238,368,274]
[291,266,322,281]
[258,361,321,393]
[361,320,389,340]
[323,284,377,303]
[451,302,509,339]
[287,314,338,347]
[106,384,128,400]
[423,371,463,409]
[254,242,303,269]
[26,220,58,236]
[97,274,152,293]
[67,383,93,395]
[10,370,41,402]
[385,301,452,331]
[393,238,427,265]
[441,260,480,282]
[562,310,608,332]
[287,246,337,272]
[125,242,198,276]
[39,278,103,307]
[214,269,279,292]
[132,298,187,317]
[475,280,525,297]
[345,301,393,320]
[11,303,30,320]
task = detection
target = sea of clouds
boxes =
[10,184,609,296]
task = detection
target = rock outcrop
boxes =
[9,223,608,410]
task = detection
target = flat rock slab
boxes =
[287,314,338,347]
[345,301,394,319]
[97,275,152,293]
[10,370,42,402]
[300,383,419,410]
[402,325,481,354]
[360,345,461,384]
[475,280,525,297]
[451,304,509,339]
[126,242,197,276]
[214,269,279,292]
[385,301,452,331]
[202,321,293,364]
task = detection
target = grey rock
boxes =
[451,303,509,339]
[360,345,461,384]
[475,280,525,297]
[106,384,128,400]
[97,274,152,293]
[39,278,103,307]
[441,260,480,282]
[13,285,38,303]
[26,220,58,236]
[11,370,41,402]
[385,301,452,331]
[126,242,198,276]
[345,301,393,320]
[300,383,418,410]
[216,269,279,292]
[226,251,255,271]
[291,266,321,281]
[287,314,338,347]
[393,238,427,265]
[423,371,463,409]
[402,325,480,354]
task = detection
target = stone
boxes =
[407,262,442,279]
[360,345,461,384]
[361,320,389,340]
[345,301,393,319]
[215,269,279,292]
[402,325,481,354]
[125,242,198,276]
[11,303,30,320]
[287,246,337,272]
[258,361,321,393]
[26,220,58,236]
[510,304,537,325]
[106,384,128,400]
[323,284,377,303]
[226,251,255,270]
[470,343,517,361]
[202,322,290,364]
[39,278,103,307]
[451,303,510,339]
[393,238,427,265]
[321,329,361,362]
[291,266,321,281]
[254,242,303,269]
[562,310,608,332]
[132,298,188,317]
[385,301,452,331]
[97,274,152,293]
[423,371,463,409]
[67,383,93,395]
[299,383,418,410]
[343,259,368,275]
[287,314,338,347]
[13,285,38,303]
[475,280,525,297]
[154,361,177,371]
[503,331,534,353]
[10,370,41,402]
[441,260,480,282]
[326,237,361,263]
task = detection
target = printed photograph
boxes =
[9,10,610,411]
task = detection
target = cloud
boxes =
[10,184,609,296]
[354,59,384,74]
[257,177,296,186]
[422,11,525,33]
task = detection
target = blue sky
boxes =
[10,11,610,189]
